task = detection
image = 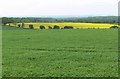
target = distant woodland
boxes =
[2,16,118,25]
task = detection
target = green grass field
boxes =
[2,26,118,77]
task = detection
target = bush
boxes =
[18,24,21,27]
[48,26,52,29]
[64,26,73,29]
[110,26,119,29]
[29,24,34,29]
[53,25,60,29]
[40,25,45,29]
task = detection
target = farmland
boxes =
[2,26,118,77]
[8,22,118,29]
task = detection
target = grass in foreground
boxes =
[2,26,118,77]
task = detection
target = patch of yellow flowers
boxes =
[7,22,119,29]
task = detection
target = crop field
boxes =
[8,22,118,29]
[2,26,118,77]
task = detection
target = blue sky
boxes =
[0,0,119,17]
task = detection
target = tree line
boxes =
[2,16,118,25]
[28,25,74,29]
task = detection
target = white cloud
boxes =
[0,0,119,17]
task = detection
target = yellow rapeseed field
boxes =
[9,23,118,29]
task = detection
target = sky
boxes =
[0,0,119,17]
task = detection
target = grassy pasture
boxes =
[8,22,118,29]
[2,26,118,77]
